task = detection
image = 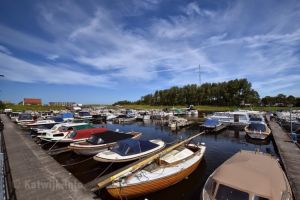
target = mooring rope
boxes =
[96,162,114,179]
[61,157,93,167]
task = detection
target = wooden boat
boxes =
[106,142,206,199]
[245,121,271,140]
[93,139,165,162]
[202,150,293,200]
[69,131,142,156]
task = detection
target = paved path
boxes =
[268,116,300,200]
[0,114,97,200]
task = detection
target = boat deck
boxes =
[267,116,300,200]
[0,114,96,200]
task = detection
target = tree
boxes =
[286,95,296,106]
[0,101,6,110]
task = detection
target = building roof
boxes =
[23,98,42,104]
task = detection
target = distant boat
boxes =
[27,117,63,129]
[37,122,92,142]
[93,139,165,162]
[77,111,93,119]
[244,122,271,140]
[16,113,35,126]
[51,127,108,143]
[69,131,142,156]
[106,143,206,199]
[202,150,292,200]
[209,111,250,126]
[202,118,223,129]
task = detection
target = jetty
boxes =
[0,114,96,200]
[267,116,300,200]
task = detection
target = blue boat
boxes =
[202,118,222,129]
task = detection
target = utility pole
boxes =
[198,64,201,86]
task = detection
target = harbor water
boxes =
[51,120,276,200]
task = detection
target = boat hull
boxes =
[246,132,270,140]
[106,154,202,199]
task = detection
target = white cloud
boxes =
[0,45,12,55]
[47,54,59,60]
[0,52,113,87]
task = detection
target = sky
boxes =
[0,0,300,104]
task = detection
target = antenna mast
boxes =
[198,64,201,86]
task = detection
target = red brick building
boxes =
[23,98,42,105]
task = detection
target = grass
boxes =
[4,104,67,112]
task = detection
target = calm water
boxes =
[52,120,277,200]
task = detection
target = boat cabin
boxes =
[203,151,293,200]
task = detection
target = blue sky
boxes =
[0,0,299,104]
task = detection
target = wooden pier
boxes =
[0,114,96,200]
[267,116,300,200]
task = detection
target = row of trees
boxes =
[114,78,300,107]
[261,94,300,106]
[115,79,260,106]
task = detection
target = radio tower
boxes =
[198,64,201,86]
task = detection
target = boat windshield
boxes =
[18,114,32,120]
[87,135,104,144]
[250,117,263,122]
[248,123,266,132]
[51,124,60,130]
[68,131,77,138]
[254,195,269,200]
[204,178,217,198]
[215,184,249,200]
[79,112,90,116]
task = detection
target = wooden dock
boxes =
[267,116,300,200]
[0,114,97,200]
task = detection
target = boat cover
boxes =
[112,139,159,156]
[203,118,220,126]
[58,112,74,119]
[87,131,133,145]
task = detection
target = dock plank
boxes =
[267,116,300,200]
[0,114,96,200]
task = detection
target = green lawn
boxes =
[4,104,67,112]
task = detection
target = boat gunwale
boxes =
[107,144,206,188]
[93,141,166,163]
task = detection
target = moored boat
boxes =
[245,122,271,140]
[106,142,206,199]
[69,130,142,156]
[51,127,108,143]
[202,150,293,200]
[37,122,92,142]
[202,118,223,129]
[93,139,165,162]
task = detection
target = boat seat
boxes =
[160,148,194,164]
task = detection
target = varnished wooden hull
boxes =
[245,126,271,140]
[106,156,202,199]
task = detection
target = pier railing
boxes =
[0,120,17,200]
